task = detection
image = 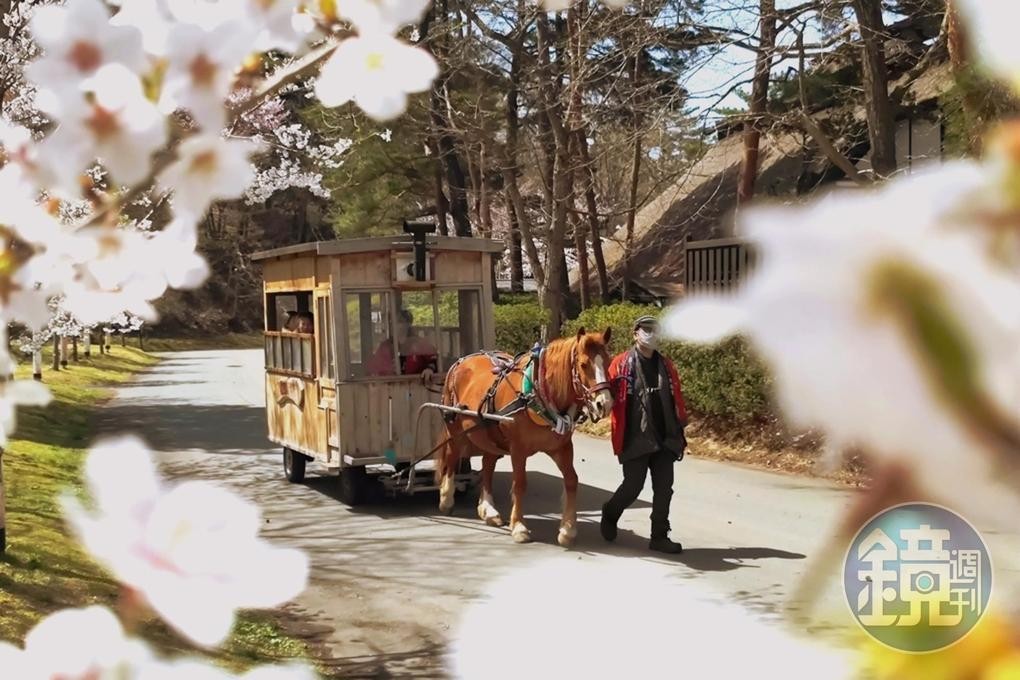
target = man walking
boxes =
[601,315,688,554]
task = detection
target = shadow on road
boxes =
[304,468,652,517]
[95,403,273,454]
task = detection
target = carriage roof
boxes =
[251,235,504,262]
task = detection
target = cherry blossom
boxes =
[0,642,23,675]
[160,20,257,131]
[340,0,431,34]
[0,120,40,178]
[450,557,850,679]
[315,32,438,121]
[0,604,316,679]
[954,1,1020,91]
[111,0,174,56]
[151,218,210,290]
[9,606,151,679]
[240,100,352,204]
[158,134,258,218]
[63,436,309,647]
[0,166,63,329]
[27,0,145,91]
[37,64,166,194]
[226,0,310,53]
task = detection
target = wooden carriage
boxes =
[252,229,503,504]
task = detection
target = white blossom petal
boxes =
[315,34,437,121]
[21,606,152,678]
[340,0,431,34]
[158,135,258,217]
[450,558,850,679]
[65,438,310,648]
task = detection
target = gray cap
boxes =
[633,315,659,330]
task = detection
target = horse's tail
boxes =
[433,366,458,486]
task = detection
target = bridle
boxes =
[569,344,611,419]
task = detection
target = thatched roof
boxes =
[576,59,955,292]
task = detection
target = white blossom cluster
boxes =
[0,0,441,432]
[241,108,354,205]
[0,436,312,677]
[0,0,442,675]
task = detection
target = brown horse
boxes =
[434,328,613,547]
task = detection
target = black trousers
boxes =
[603,449,675,537]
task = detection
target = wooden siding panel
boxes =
[264,374,326,459]
[316,256,332,286]
[339,253,390,287]
[336,381,445,462]
[435,252,482,284]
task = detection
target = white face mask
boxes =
[636,329,658,350]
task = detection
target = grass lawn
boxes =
[0,345,311,673]
[140,332,264,353]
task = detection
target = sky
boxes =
[676,0,831,123]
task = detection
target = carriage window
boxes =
[345,292,392,379]
[267,291,313,332]
[394,291,439,376]
[316,295,335,381]
[264,290,315,378]
[436,289,483,371]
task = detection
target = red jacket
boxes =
[608,350,688,456]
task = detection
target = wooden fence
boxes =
[684,237,754,294]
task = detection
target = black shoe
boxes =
[649,535,683,554]
[600,505,618,542]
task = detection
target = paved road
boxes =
[94,350,1020,677]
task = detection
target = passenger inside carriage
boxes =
[366,308,438,378]
[283,311,314,334]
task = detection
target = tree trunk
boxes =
[508,205,524,292]
[852,0,897,177]
[84,333,91,357]
[72,336,79,362]
[502,18,545,290]
[478,142,492,238]
[422,0,472,237]
[52,336,60,371]
[536,12,571,336]
[121,333,126,347]
[429,137,450,236]
[738,0,777,205]
[60,337,69,367]
[944,0,984,154]
[575,130,610,302]
[32,350,42,380]
[946,0,967,72]
[571,210,590,310]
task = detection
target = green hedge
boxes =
[563,304,773,423]
[493,299,548,354]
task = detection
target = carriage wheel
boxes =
[283,447,308,483]
[340,465,368,506]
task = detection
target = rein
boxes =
[568,344,611,418]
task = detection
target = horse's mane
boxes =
[541,336,579,411]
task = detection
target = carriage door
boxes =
[314,290,339,463]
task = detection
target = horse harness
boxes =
[445,345,608,433]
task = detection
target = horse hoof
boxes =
[439,499,455,516]
[478,500,502,526]
[557,527,577,548]
[511,525,532,544]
